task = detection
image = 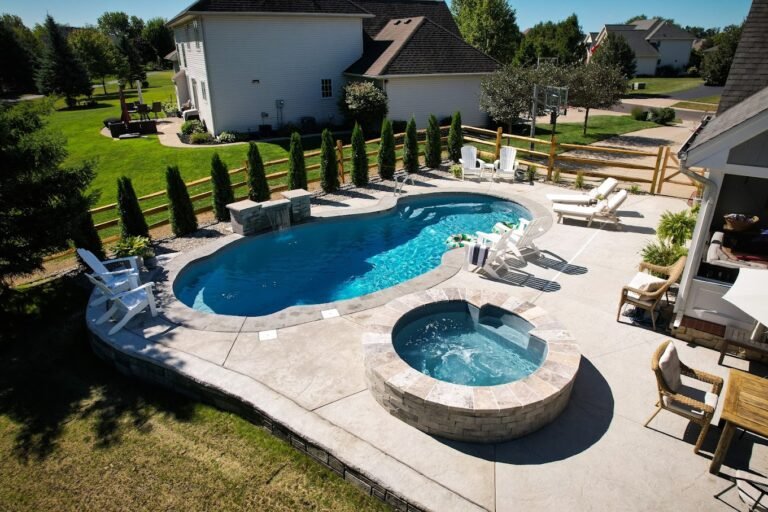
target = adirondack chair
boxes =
[459,145,486,181]
[77,248,140,281]
[84,271,141,306]
[492,146,519,181]
[477,216,547,260]
[90,279,159,335]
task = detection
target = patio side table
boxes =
[710,369,768,474]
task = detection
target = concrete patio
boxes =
[86,176,767,511]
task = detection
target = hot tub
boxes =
[362,288,580,443]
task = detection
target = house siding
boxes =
[655,39,692,69]
[202,15,363,134]
[635,57,658,77]
[383,75,488,128]
[174,21,216,132]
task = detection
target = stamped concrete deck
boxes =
[86,177,767,511]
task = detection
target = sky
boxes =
[1,0,753,34]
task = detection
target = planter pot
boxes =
[143,256,158,270]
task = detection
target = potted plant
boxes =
[112,236,156,269]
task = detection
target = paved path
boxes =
[86,177,764,511]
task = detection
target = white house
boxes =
[673,0,768,343]
[589,18,695,76]
[166,0,498,135]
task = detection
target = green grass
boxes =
[671,94,721,111]
[0,277,390,511]
[625,77,704,97]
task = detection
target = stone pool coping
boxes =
[159,186,552,333]
[363,288,581,443]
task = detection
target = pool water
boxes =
[393,302,546,386]
[174,194,528,316]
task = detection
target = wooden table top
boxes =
[722,369,768,436]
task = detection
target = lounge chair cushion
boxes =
[627,272,667,293]
[662,387,718,417]
[659,342,683,392]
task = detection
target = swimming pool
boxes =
[174,193,529,316]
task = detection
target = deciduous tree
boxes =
[515,14,585,66]
[451,0,521,63]
[567,63,627,135]
[701,24,742,86]
[339,81,388,133]
[142,17,174,68]
[591,32,636,78]
[69,29,117,94]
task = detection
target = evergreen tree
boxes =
[288,132,307,190]
[116,176,149,239]
[377,118,396,180]
[350,123,369,187]
[591,33,636,78]
[36,15,92,108]
[0,15,38,94]
[402,116,419,174]
[165,165,198,236]
[447,111,463,163]
[210,153,234,221]
[71,195,105,260]
[246,142,270,201]
[424,114,442,168]
[320,128,339,193]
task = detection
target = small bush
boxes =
[630,107,647,121]
[351,123,369,187]
[402,117,419,174]
[320,128,339,193]
[425,114,442,169]
[162,100,179,117]
[574,171,585,189]
[378,118,396,180]
[552,168,561,184]
[526,165,538,183]
[116,176,149,239]
[686,66,699,77]
[450,164,462,178]
[276,122,301,138]
[218,131,237,143]
[339,81,388,131]
[391,120,408,134]
[629,184,642,194]
[190,132,213,144]
[210,153,234,222]
[181,120,205,135]
[655,65,679,78]
[288,132,307,190]
[165,165,198,236]
[641,238,688,269]
[71,200,105,260]
[112,236,154,259]
[141,80,149,89]
[648,107,675,125]
[447,111,463,163]
[657,210,696,246]
[247,142,270,201]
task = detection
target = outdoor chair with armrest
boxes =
[459,145,486,181]
[151,102,162,119]
[552,189,628,228]
[84,272,140,306]
[493,146,519,181]
[546,177,618,205]
[77,248,140,283]
[617,255,687,331]
[94,282,159,335]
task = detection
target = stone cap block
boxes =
[281,189,312,199]
[227,199,260,213]
[261,198,291,209]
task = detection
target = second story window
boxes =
[321,79,333,98]
[180,44,186,67]
[193,20,200,49]
[201,80,207,101]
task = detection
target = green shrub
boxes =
[247,142,270,201]
[165,165,198,236]
[112,235,154,259]
[71,200,105,260]
[351,123,369,187]
[210,153,234,222]
[339,81,388,131]
[641,238,688,269]
[648,107,675,125]
[116,176,149,239]
[402,116,419,174]
[630,107,647,121]
[657,209,696,245]
[450,164,463,178]
[162,100,179,117]
[574,171,585,189]
[378,118,396,180]
[181,120,204,135]
[425,114,442,169]
[526,165,538,183]
[189,132,212,144]
[320,128,339,193]
[288,132,307,190]
[218,131,236,143]
[629,184,642,194]
[447,111,463,163]
[552,168,561,184]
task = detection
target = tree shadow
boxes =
[58,102,113,112]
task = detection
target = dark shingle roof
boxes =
[179,0,370,16]
[603,28,659,58]
[346,16,498,76]
[645,20,695,40]
[718,0,768,114]
[352,0,460,37]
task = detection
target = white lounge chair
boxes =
[458,145,486,181]
[84,272,141,306]
[546,177,618,205]
[77,248,140,280]
[464,230,519,279]
[477,216,546,260]
[93,282,159,335]
[553,189,628,228]
[493,146,519,181]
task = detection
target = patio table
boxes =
[710,369,768,474]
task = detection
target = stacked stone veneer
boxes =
[363,288,581,443]
[227,189,311,236]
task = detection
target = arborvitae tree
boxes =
[424,114,442,168]
[165,165,197,236]
[288,132,307,190]
[116,176,149,239]
[71,195,105,260]
[320,128,339,193]
[246,142,270,201]
[378,118,396,180]
[402,116,419,174]
[350,123,369,187]
[36,15,92,108]
[210,152,234,221]
[447,111,463,163]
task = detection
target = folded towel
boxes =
[465,242,489,268]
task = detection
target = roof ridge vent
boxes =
[404,18,412,24]
[394,20,401,25]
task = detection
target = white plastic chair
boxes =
[546,177,619,205]
[493,146,519,181]
[84,272,141,306]
[479,216,546,261]
[465,229,517,278]
[77,248,140,286]
[552,189,628,228]
[94,282,159,335]
[459,145,485,181]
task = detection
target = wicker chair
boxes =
[645,340,724,454]
[616,255,687,330]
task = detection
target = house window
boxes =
[179,44,186,67]
[201,80,207,101]
[321,79,333,98]
[193,20,200,49]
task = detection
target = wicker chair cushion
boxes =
[628,272,666,293]
[659,343,682,392]
[662,387,718,417]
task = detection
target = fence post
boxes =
[495,127,503,160]
[547,135,557,180]
[650,146,664,195]
[655,146,672,195]
[336,140,345,184]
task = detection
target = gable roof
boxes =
[645,20,695,41]
[599,18,693,59]
[168,0,372,26]
[718,0,768,114]
[345,16,499,76]
[603,27,660,58]
[352,0,460,37]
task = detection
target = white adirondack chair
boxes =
[84,271,141,306]
[493,146,519,181]
[478,216,546,261]
[459,145,486,181]
[77,248,140,288]
[93,281,159,335]
[465,229,517,278]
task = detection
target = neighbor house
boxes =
[166,0,498,135]
[588,18,695,76]
[673,0,768,343]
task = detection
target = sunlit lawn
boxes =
[624,77,705,97]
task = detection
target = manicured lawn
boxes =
[625,77,705,97]
[0,277,389,512]
[671,94,721,111]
